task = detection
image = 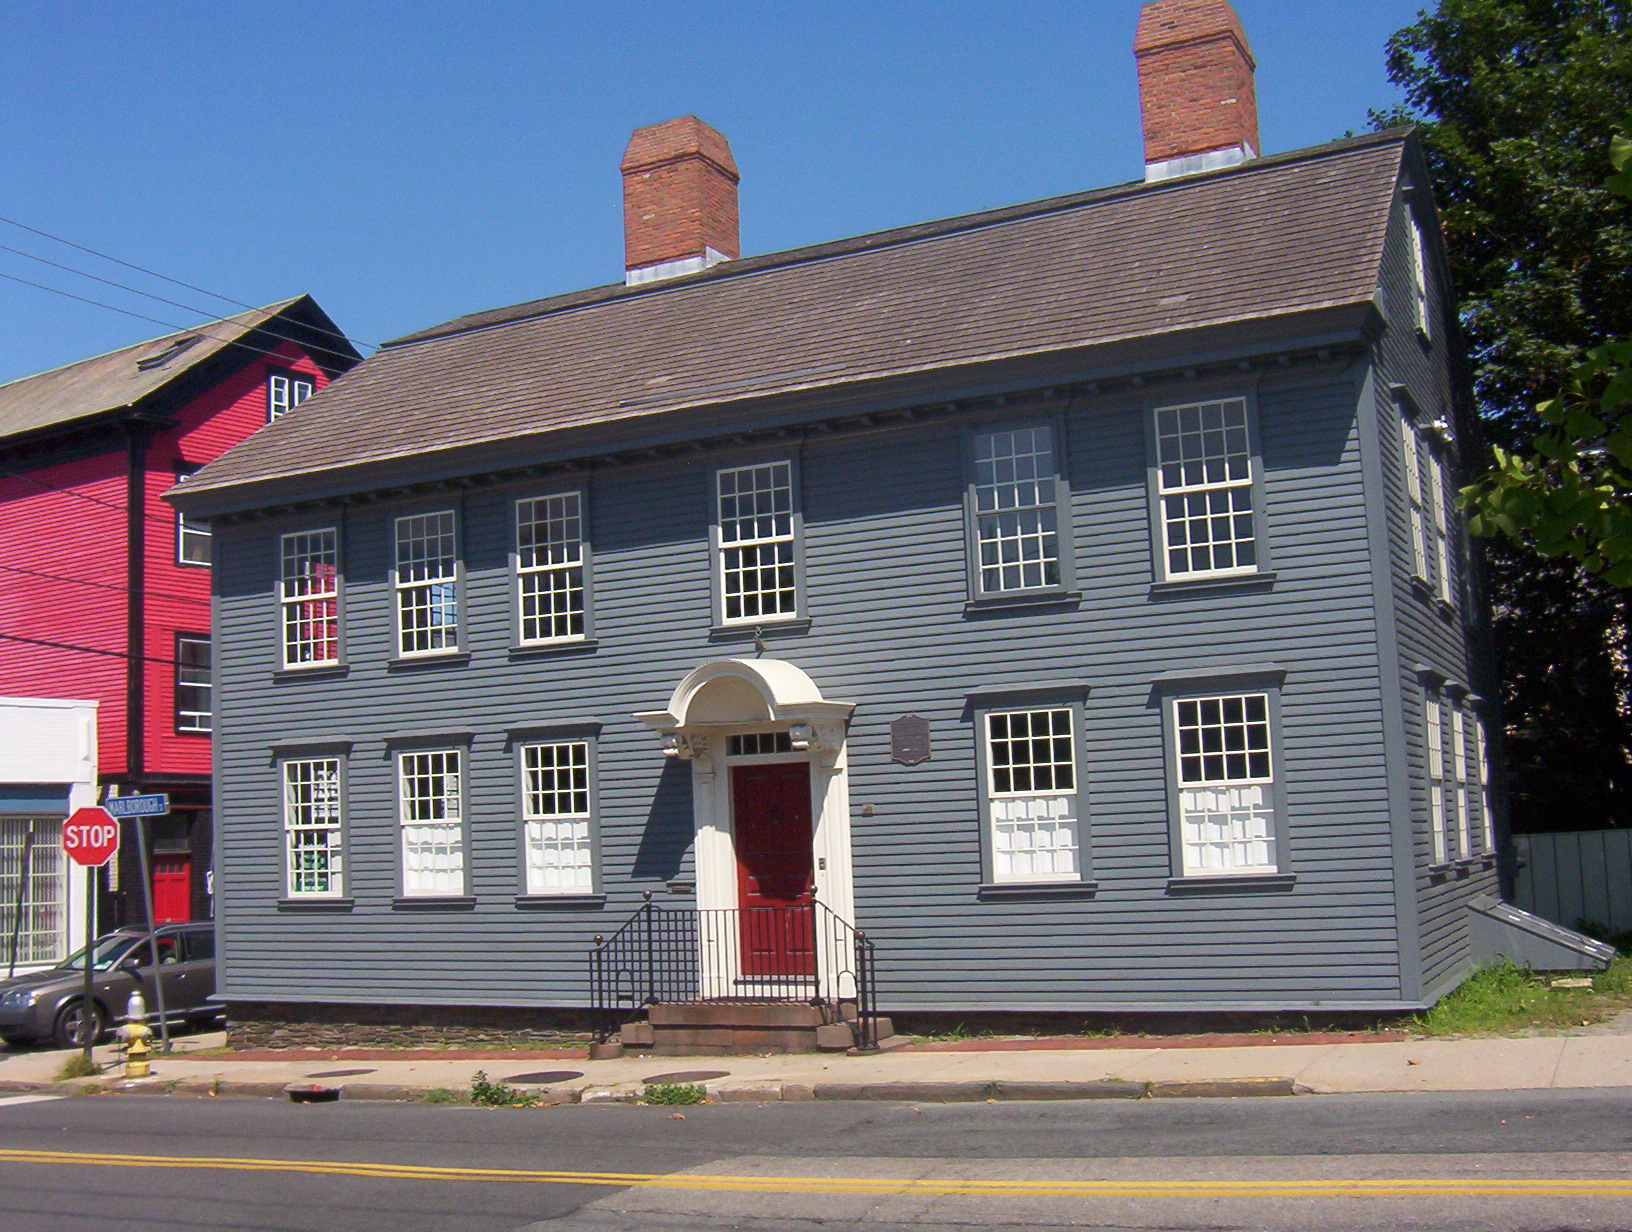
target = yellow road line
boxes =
[0,1148,1627,1199]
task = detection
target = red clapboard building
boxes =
[0,298,358,931]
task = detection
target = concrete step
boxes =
[649,1002,825,1030]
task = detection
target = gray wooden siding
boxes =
[212,360,1417,1013]
[1370,184,1502,1002]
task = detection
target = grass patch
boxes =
[641,1081,706,1106]
[469,1070,539,1108]
[421,1087,460,1105]
[54,1054,100,1081]
[1415,956,1632,1036]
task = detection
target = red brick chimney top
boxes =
[1134,0,1260,181]
[620,115,741,284]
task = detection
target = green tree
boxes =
[1374,0,1632,830]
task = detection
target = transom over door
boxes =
[731,761,815,978]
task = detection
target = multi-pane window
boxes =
[521,741,593,894]
[0,818,66,966]
[280,530,339,667]
[395,512,459,654]
[267,370,315,422]
[1426,695,1448,863]
[398,750,464,896]
[1475,715,1494,851]
[517,493,585,643]
[283,759,343,897]
[1154,398,1258,578]
[1401,419,1429,581]
[175,464,210,565]
[174,636,211,733]
[728,732,793,757]
[717,461,797,622]
[1429,452,1454,604]
[985,708,1079,883]
[972,426,1061,593]
[1452,707,1471,856]
[1408,217,1431,339]
[1174,694,1276,876]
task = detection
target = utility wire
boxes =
[0,561,212,608]
[0,630,200,672]
[0,240,370,369]
[0,465,203,541]
[0,212,375,352]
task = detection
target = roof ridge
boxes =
[385,128,1413,350]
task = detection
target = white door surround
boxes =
[635,659,856,996]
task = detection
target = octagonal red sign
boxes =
[62,807,119,867]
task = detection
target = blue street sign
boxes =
[104,793,169,818]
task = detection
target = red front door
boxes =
[732,761,815,978]
[152,857,191,923]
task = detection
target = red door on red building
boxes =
[732,762,815,978]
[152,857,191,923]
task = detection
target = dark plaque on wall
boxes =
[890,714,931,766]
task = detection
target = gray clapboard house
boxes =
[170,2,1599,1049]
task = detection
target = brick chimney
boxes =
[621,116,740,286]
[1134,0,1260,183]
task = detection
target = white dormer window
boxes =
[268,369,316,422]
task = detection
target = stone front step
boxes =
[623,1002,894,1055]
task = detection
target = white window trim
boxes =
[713,457,803,627]
[515,491,589,645]
[279,528,341,669]
[1401,418,1429,582]
[1149,394,1266,583]
[1429,451,1454,605]
[393,510,461,658]
[519,739,597,896]
[1452,707,1471,857]
[1170,692,1279,877]
[968,420,1071,598]
[1426,694,1448,864]
[174,635,211,734]
[282,757,345,899]
[1408,214,1431,341]
[981,705,1084,885]
[1475,715,1495,852]
[397,748,466,898]
[267,370,316,422]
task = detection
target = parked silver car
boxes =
[0,924,218,1048]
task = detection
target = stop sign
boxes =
[63,807,120,867]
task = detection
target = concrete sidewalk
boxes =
[4,1029,1631,1104]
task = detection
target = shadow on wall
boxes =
[632,756,693,883]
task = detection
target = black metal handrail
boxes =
[590,893,879,1050]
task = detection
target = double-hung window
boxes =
[1426,694,1449,863]
[267,369,315,422]
[1429,451,1454,605]
[983,707,1081,883]
[521,740,595,894]
[716,460,799,623]
[1408,215,1431,340]
[1475,715,1494,851]
[398,750,464,896]
[280,529,340,668]
[283,758,343,897]
[1452,707,1471,856]
[395,511,459,655]
[174,635,211,733]
[1172,693,1278,876]
[1153,397,1260,580]
[971,425,1065,595]
[1401,419,1429,581]
[517,493,587,643]
[175,464,210,566]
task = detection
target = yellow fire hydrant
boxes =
[120,991,153,1079]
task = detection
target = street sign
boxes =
[62,808,120,867]
[104,793,169,818]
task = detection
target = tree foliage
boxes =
[1374,0,1632,830]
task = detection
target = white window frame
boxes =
[397,749,465,897]
[1475,715,1494,852]
[267,369,316,422]
[969,422,1069,597]
[1452,706,1471,857]
[1170,692,1279,877]
[516,492,588,645]
[1429,450,1454,605]
[282,758,344,898]
[279,529,340,669]
[1401,418,1429,582]
[0,817,68,966]
[394,511,460,657]
[1408,214,1431,341]
[1151,396,1264,582]
[174,464,210,567]
[1426,694,1448,864]
[174,635,211,734]
[714,459,801,626]
[520,739,596,895]
[981,706,1083,884]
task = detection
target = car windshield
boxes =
[58,935,140,972]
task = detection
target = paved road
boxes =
[0,1088,1628,1230]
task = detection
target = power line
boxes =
[0,561,211,608]
[0,464,234,553]
[0,212,374,352]
[0,630,201,672]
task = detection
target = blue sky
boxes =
[0,1,1427,385]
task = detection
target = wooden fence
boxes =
[1512,830,1632,936]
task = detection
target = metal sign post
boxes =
[62,806,119,1063]
[106,793,171,1054]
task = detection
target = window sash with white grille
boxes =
[1452,707,1471,856]
[280,530,340,667]
[1475,716,1494,851]
[395,512,459,655]
[717,462,797,622]
[268,371,315,422]
[521,741,594,894]
[1427,696,1448,863]
[398,750,464,896]
[517,494,586,643]
[1409,219,1431,339]
[1174,693,1276,876]
[1154,398,1258,578]
[973,426,1062,594]
[175,636,211,733]
[0,818,66,966]
[985,708,1080,883]
[1430,453,1454,604]
[283,759,343,897]
[1402,420,1429,580]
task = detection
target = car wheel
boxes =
[52,1000,104,1050]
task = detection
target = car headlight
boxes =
[0,989,39,1008]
